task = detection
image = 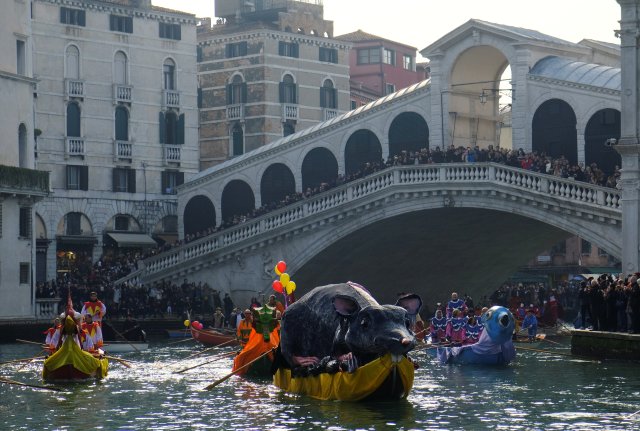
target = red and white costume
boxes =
[81,300,107,326]
[82,321,103,348]
[43,326,61,351]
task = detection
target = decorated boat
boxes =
[232,304,280,378]
[273,353,414,401]
[435,306,516,366]
[43,316,108,381]
[190,326,238,347]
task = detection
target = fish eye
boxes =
[484,310,493,321]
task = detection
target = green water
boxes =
[0,340,638,431]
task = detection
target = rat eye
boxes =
[360,318,370,329]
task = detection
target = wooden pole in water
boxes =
[173,351,236,374]
[0,356,47,366]
[0,377,63,392]
[203,348,276,390]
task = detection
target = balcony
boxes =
[0,164,49,196]
[163,90,180,109]
[35,298,60,319]
[226,104,245,121]
[114,140,133,161]
[65,137,85,158]
[65,79,84,99]
[113,84,133,104]
[323,108,339,121]
[282,104,298,121]
[164,145,181,165]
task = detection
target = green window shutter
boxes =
[159,111,165,144]
[80,166,89,191]
[177,114,185,145]
[128,169,136,193]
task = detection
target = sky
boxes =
[153,0,622,61]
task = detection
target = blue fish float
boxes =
[436,306,516,365]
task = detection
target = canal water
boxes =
[0,339,638,431]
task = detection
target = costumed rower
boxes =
[446,309,467,345]
[464,315,481,344]
[81,291,107,327]
[237,309,254,346]
[446,292,467,318]
[520,308,538,342]
[44,317,62,352]
[430,308,447,343]
[82,313,103,349]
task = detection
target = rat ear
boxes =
[395,293,422,316]
[333,295,359,317]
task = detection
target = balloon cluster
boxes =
[272,260,297,295]
[184,319,204,330]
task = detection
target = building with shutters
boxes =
[31,0,199,282]
[197,0,351,170]
[0,0,50,318]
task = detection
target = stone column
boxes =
[616,0,640,274]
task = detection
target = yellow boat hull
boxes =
[43,337,108,381]
[273,354,414,401]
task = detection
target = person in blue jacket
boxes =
[521,308,538,342]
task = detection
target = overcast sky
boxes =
[153,0,621,60]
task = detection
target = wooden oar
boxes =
[0,377,63,392]
[16,338,47,348]
[103,321,141,353]
[101,355,133,368]
[173,350,236,374]
[204,348,276,390]
[167,337,196,346]
[185,338,238,359]
[15,350,46,372]
[0,356,47,366]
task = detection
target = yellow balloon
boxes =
[286,281,297,295]
[274,264,282,276]
[280,273,290,287]
[183,319,190,327]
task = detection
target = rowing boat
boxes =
[42,336,108,381]
[103,341,149,353]
[273,353,414,401]
[232,328,279,378]
[190,327,238,347]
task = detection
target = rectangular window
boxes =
[598,247,608,257]
[385,83,396,95]
[581,239,592,255]
[60,7,86,26]
[226,41,248,58]
[20,262,30,284]
[319,47,338,63]
[110,15,133,34]
[159,22,181,40]
[66,213,81,235]
[350,100,357,110]
[403,54,413,70]
[161,171,185,195]
[357,47,381,64]
[383,48,395,66]
[115,215,129,231]
[16,40,26,76]
[112,168,136,193]
[278,41,299,58]
[66,165,88,190]
[19,207,31,239]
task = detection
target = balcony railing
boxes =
[65,79,84,99]
[226,104,245,121]
[35,298,60,319]
[164,145,181,164]
[114,140,133,160]
[0,164,49,195]
[282,104,298,121]
[163,90,180,108]
[113,84,133,103]
[323,108,339,121]
[65,137,85,158]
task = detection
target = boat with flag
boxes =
[272,353,414,401]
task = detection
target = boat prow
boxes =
[43,337,108,381]
[273,353,414,401]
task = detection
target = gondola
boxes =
[190,326,238,347]
[273,353,414,401]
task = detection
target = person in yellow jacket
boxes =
[237,309,254,346]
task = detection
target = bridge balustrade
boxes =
[117,163,621,285]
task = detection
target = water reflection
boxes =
[0,340,639,430]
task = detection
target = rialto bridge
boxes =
[122,19,633,307]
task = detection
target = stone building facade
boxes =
[31,0,199,282]
[197,0,351,170]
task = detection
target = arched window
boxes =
[280,74,297,104]
[232,123,244,156]
[18,124,27,168]
[163,58,176,90]
[114,51,128,85]
[320,79,337,109]
[66,103,81,137]
[115,106,129,141]
[65,45,80,79]
[227,75,247,105]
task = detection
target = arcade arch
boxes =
[302,147,339,191]
[221,180,255,224]
[260,163,296,207]
[585,108,621,175]
[344,129,382,176]
[388,112,430,156]
[184,195,216,236]
[532,99,577,163]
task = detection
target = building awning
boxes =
[56,235,98,245]
[106,232,157,248]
